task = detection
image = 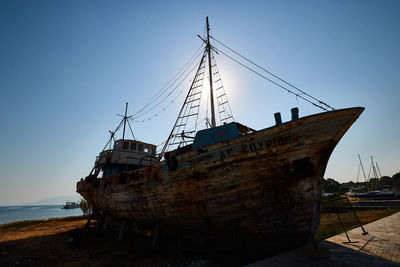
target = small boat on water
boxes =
[62,201,79,209]
[77,17,364,254]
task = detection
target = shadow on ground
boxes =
[0,225,278,267]
[248,240,400,267]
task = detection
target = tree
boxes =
[78,198,92,216]
[393,172,400,189]
[322,178,340,193]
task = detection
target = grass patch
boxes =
[315,207,400,241]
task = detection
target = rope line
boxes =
[131,43,205,118]
[132,51,204,120]
[210,36,334,111]
[213,46,329,111]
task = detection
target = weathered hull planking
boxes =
[77,107,363,250]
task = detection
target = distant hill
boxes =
[20,195,81,205]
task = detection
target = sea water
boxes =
[0,205,83,224]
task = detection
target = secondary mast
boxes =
[122,102,128,139]
[206,17,216,128]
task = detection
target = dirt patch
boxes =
[0,218,226,266]
[1,209,398,266]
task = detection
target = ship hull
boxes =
[77,107,363,250]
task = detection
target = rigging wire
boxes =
[130,87,185,123]
[212,46,329,111]
[205,78,210,127]
[130,52,203,122]
[210,50,235,123]
[100,120,124,152]
[131,43,205,118]
[210,36,335,111]
[155,117,208,154]
[158,51,208,158]
[126,119,136,140]
[132,47,204,119]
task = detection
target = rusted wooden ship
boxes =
[77,18,364,252]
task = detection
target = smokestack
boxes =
[274,112,282,125]
[291,107,299,121]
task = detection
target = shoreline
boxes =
[0,205,83,225]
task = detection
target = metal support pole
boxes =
[346,197,368,235]
[336,213,358,244]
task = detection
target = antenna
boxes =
[117,102,135,140]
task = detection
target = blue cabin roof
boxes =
[192,122,240,150]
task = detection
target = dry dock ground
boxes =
[248,211,400,267]
[0,211,399,266]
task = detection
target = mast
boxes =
[122,102,128,139]
[159,17,234,159]
[371,156,379,179]
[206,17,216,127]
[376,162,382,178]
[358,154,369,191]
[358,154,367,182]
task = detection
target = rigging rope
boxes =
[210,51,235,123]
[130,53,202,122]
[132,49,204,120]
[99,119,124,152]
[210,36,335,111]
[131,43,205,118]
[130,87,185,123]
[158,51,207,158]
[212,46,329,111]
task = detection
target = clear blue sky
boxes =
[0,0,399,205]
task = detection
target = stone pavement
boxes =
[247,212,400,266]
[327,211,400,263]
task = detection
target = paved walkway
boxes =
[248,212,400,266]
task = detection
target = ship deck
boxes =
[248,211,400,266]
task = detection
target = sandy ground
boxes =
[0,219,87,243]
[0,218,221,267]
[0,209,398,267]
